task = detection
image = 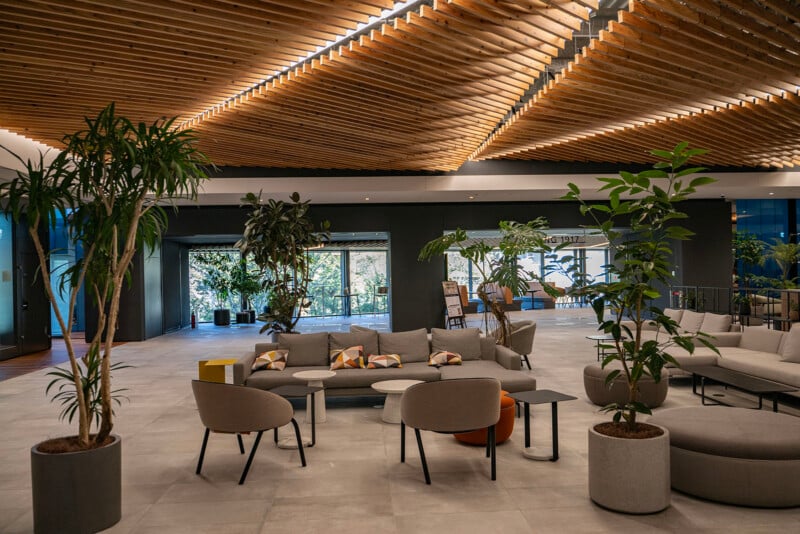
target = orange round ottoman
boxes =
[455,390,515,445]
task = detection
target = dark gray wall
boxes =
[164,199,732,332]
[161,240,189,333]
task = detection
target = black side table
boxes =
[508,389,577,461]
[270,384,323,447]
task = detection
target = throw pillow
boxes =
[329,345,365,370]
[663,308,684,323]
[251,350,289,371]
[428,350,462,366]
[700,312,732,333]
[678,310,705,333]
[367,354,402,369]
[430,328,481,360]
[781,324,800,363]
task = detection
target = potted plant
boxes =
[194,251,236,326]
[418,219,562,345]
[767,238,800,289]
[230,258,264,322]
[1,103,209,533]
[236,192,330,337]
[562,143,717,513]
[732,292,752,316]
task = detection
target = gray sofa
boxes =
[233,327,537,396]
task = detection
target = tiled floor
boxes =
[2,309,799,533]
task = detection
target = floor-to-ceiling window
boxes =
[189,248,242,323]
[0,215,13,353]
[49,211,84,337]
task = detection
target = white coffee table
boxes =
[293,370,336,423]
[371,379,423,424]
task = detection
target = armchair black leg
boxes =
[400,421,405,463]
[489,425,496,481]
[196,428,210,475]
[237,434,245,454]
[414,428,431,485]
[290,418,307,467]
[521,354,531,370]
[239,431,263,485]
[273,428,278,444]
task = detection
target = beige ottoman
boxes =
[649,407,800,507]
[583,363,669,408]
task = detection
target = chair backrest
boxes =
[401,378,501,433]
[509,321,536,356]
[192,380,293,433]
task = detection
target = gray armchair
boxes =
[508,320,536,370]
[400,378,501,484]
[191,380,306,484]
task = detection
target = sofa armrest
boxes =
[620,319,658,333]
[233,351,259,385]
[701,332,742,347]
[495,345,522,371]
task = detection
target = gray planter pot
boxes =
[588,424,670,514]
[31,434,122,534]
[213,308,231,326]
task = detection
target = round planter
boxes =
[588,423,670,514]
[213,308,231,326]
[31,434,122,534]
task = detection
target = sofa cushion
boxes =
[430,328,481,360]
[780,324,800,363]
[327,362,440,389]
[367,354,402,369]
[330,331,379,357]
[329,346,365,370]
[252,350,288,371]
[679,310,705,332]
[428,350,462,366]
[664,308,684,323]
[739,326,784,354]
[717,350,800,388]
[700,312,732,333]
[378,328,430,363]
[278,332,329,367]
[438,360,536,393]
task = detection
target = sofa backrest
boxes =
[679,310,705,332]
[277,332,329,366]
[330,330,379,357]
[740,326,784,353]
[430,328,482,360]
[378,328,430,363]
[700,312,732,333]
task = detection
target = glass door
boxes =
[0,215,14,354]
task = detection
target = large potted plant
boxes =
[194,251,236,326]
[236,192,329,337]
[230,258,263,322]
[562,143,717,513]
[1,103,209,533]
[418,219,562,345]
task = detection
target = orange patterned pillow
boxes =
[428,351,462,366]
[329,345,365,370]
[252,350,289,371]
[367,354,402,369]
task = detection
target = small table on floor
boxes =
[197,358,238,383]
[293,370,336,423]
[508,389,577,462]
[585,335,623,362]
[270,384,323,449]
[687,365,797,412]
[371,379,423,424]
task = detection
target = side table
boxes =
[293,370,336,423]
[270,384,323,448]
[198,358,238,383]
[508,389,577,461]
[371,379,423,423]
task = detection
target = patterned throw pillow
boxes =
[428,351,462,366]
[367,354,402,369]
[329,345,365,370]
[251,350,289,371]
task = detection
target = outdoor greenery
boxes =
[562,142,717,433]
[419,219,562,345]
[766,238,800,288]
[0,103,209,449]
[237,192,330,335]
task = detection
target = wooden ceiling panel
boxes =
[190,1,594,170]
[474,0,800,168]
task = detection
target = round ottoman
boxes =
[649,407,800,507]
[583,363,669,408]
[455,390,515,445]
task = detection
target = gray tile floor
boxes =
[2,308,800,533]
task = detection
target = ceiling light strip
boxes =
[177,0,432,131]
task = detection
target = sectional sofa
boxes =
[233,326,537,396]
[628,308,800,396]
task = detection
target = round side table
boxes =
[293,370,336,423]
[371,379,423,424]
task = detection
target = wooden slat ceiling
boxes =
[473,0,800,168]
[1,0,798,172]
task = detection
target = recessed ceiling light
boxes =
[468,195,476,200]
[769,192,775,196]
[365,197,370,201]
